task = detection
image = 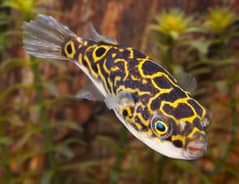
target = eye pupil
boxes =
[156,122,165,131]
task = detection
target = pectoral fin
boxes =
[104,91,135,110]
[76,81,104,101]
[175,67,197,94]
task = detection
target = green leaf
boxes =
[40,170,54,184]
[57,121,82,132]
[182,39,212,56]
[96,135,117,150]
[60,160,100,171]
[54,138,85,158]
[0,136,12,145]
[55,144,74,159]
[0,58,31,74]
[0,83,32,101]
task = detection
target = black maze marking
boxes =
[159,87,187,102]
[84,45,110,77]
[136,106,143,113]
[171,122,181,135]
[122,109,129,117]
[105,50,117,69]
[85,39,97,45]
[136,106,150,120]
[154,76,172,89]
[163,103,194,119]
[183,122,193,135]
[95,47,106,57]
[62,38,76,56]
[77,39,96,55]
[141,60,176,82]
[150,87,187,111]
[86,51,98,74]
[191,131,203,141]
[127,59,139,73]
[91,63,98,74]
[193,118,203,130]
[142,60,169,75]
[109,70,125,87]
[66,43,73,54]
[173,121,193,135]
[97,60,113,93]
[75,40,95,63]
[111,46,146,59]
[82,50,99,76]
[119,48,131,58]
[187,99,203,117]
[86,48,96,64]
[173,140,183,148]
[117,79,157,94]
[81,58,88,68]
[131,93,139,103]
[140,94,151,105]
[131,48,147,58]
[135,115,148,131]
[110,59,126,73]
[74,46,83,61]
[150,98,160,111]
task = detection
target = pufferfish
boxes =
[22,14,210,160]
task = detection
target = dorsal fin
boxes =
[175,67,197,94]
[89,23,118,45]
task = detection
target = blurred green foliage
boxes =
[0,1,239,184]
[150,7,239,183]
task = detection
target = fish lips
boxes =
[183,136,208,160]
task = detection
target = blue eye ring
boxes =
[154,121,168,135]
[155,121,167,132]
[151,115,172,139]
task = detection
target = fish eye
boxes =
[151,115,172,139]
[155,121,167,134]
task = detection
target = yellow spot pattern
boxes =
[62,36,209,149]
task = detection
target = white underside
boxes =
[74,62,107,98]
[113,110,191,159]
[74,61,190,160]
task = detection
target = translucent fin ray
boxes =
[76,79,104,101]
[22,14,78,60]
[89,23,118,45]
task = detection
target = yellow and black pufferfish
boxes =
[23,14,210,160]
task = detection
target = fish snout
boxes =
[183,134,207,160]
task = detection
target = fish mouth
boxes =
[183,137,208,160]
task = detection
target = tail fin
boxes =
[22,14,79,60]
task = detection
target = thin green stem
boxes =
[210,38,238,176]
[152,37,174,184]
[153,154,165,184]
[0,119,11,184]
[109,126,127,184]
[212,67,238,173]
[164,38,175,73]
[31,59,59,184]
